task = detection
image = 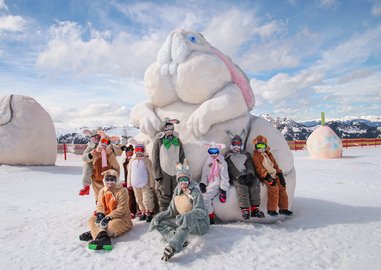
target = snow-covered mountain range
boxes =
[56,115,381,144]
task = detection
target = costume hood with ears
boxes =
[226,129,246,150]
[83,127,102,137]
[252,135,270,151]
[156,117,180,139]
[101,169,120,186]
[202,141,226,152]
[127,137,150,154]
[175,159,191,181]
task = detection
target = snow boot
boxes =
[209,212,216,225]
[88,231,112,251]
[279,209,293,216]
[251,206,265,218]
[79,231,93,241]
[241,208,250,220]
[146,211,154,223]
[267,210,279,216]
[161,245,175,261]
[79,185,90,196]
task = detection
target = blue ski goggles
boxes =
[208,148,220,155]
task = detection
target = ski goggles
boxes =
[255,142,267,150]
[101,138,110,145]
[178,176,190,183]
[164,125,174,131]
[105,175,117,182]
[231,141,242,146]
[134,147,145,153]
[208,148,220,155]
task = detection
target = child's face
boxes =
[105,175,117,188]
[91,134,101,144]
[178,176,190,189]
[208,148,219,159]
[164,124,174,137]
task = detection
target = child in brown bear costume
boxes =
[252,135,293,216]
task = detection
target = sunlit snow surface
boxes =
[1,147,381,269]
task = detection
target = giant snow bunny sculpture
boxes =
[130,29,296,222]
[0,95,57,165]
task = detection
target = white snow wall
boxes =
[0,95,57,165]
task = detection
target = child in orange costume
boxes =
[252,135,293,216]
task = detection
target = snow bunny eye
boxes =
[187,34,197,43]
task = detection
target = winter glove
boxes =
[199,183,207,193]
[245,174,255,185]
[99,216,112,229]
[219,188,227,203]
[122,182,128,188]
[277,172,286,187]
[120,145,127,151]
[264,174,277,186]
[238,175,247,185]
[95,213,106,225]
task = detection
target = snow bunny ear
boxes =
[175,159,191,177]
[240,129,246,140]
[216,143,226,150]
[183,159,190,173]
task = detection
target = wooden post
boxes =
[63,143,67,160]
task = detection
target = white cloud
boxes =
[36,21,161,79]
[319,0,338,8]
[0,0,7,10]
[0,15,25,32]
[371,0,381,16]
[251,69,325,102]
[47,102,131,128]
[316,24,381,75]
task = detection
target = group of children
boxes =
[77,118,293,260]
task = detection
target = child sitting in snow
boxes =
[79,169,133,251]
[225,130,264,220]
[149,159,209,262]
[199,142,230,224]
[127,138,156,222]
[252,135,293,216]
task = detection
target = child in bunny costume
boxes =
[149,159,209,261]
[84,131,120,200]
[127,138,156,222]
[152,118,185,212]
[79,128,102,196]
[225,130,264,220]
[199,142,230,224]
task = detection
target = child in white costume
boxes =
[199,142,230,224]
[127,138,156,223]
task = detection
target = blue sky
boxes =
[1,0,380,127]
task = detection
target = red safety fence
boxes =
[57,138,381,156]
[287,138,381,151]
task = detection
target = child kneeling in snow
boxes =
[252,135,293,217]
[79,169,133,250]
[225,130,264,220]
[127,139,156,222]
[149,160,210,261]
[199,142,230,224]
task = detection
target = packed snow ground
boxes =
[1,147,381,270]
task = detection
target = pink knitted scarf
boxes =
[207,157,220,183]
[101,148,108,168]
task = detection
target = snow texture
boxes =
[1,147,381,269]
[0,95,57,165]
